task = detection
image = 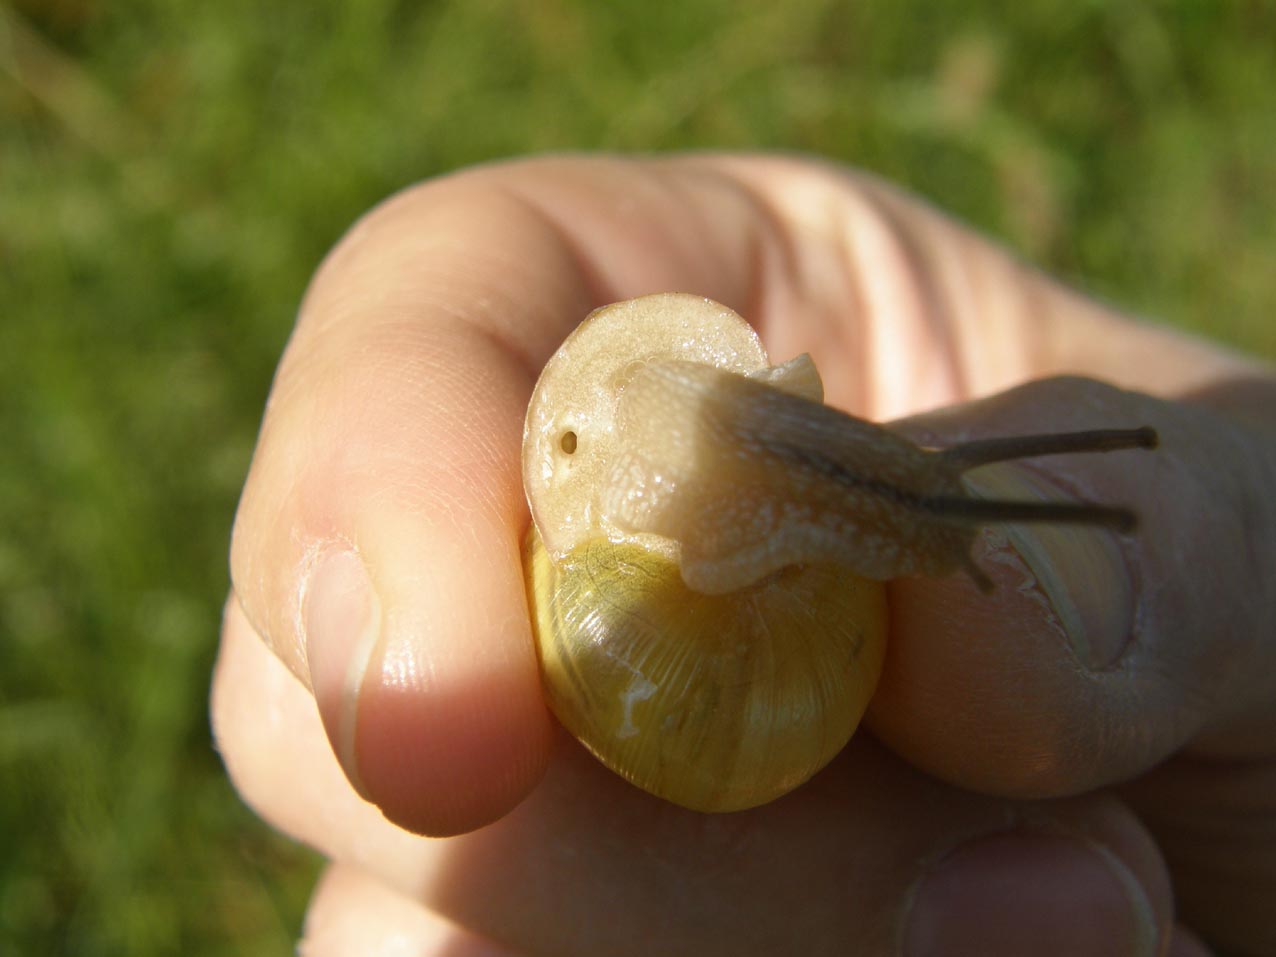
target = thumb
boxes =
[228,177,577,836]
[868,374,1276,795]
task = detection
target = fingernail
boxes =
[904,832,1159,957]
[303,548,380,797]
[963,467,1134,669]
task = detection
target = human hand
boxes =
[213,154,1276,956]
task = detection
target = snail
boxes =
[522,293,1156,812]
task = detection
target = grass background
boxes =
[1,0,1273,953]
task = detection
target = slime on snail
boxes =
[521,293,1157,812]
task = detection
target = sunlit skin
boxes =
[216,155,1276,957]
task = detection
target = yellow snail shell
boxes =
[521,293,1155,812]
[522,294,887,812]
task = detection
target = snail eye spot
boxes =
[559,430,578,455]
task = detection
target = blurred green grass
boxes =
[1,0,1272,953]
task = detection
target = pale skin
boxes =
[216,155,1276,956]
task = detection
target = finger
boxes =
[1121,753,1276,956]
[229,157,777,834]
[302,864,525,957]
[214,598,1173,957]
[868,374,1276,798]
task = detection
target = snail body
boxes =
[522,293,1155,811]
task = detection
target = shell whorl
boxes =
[525,527,886,812]
[522,293,773,566]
